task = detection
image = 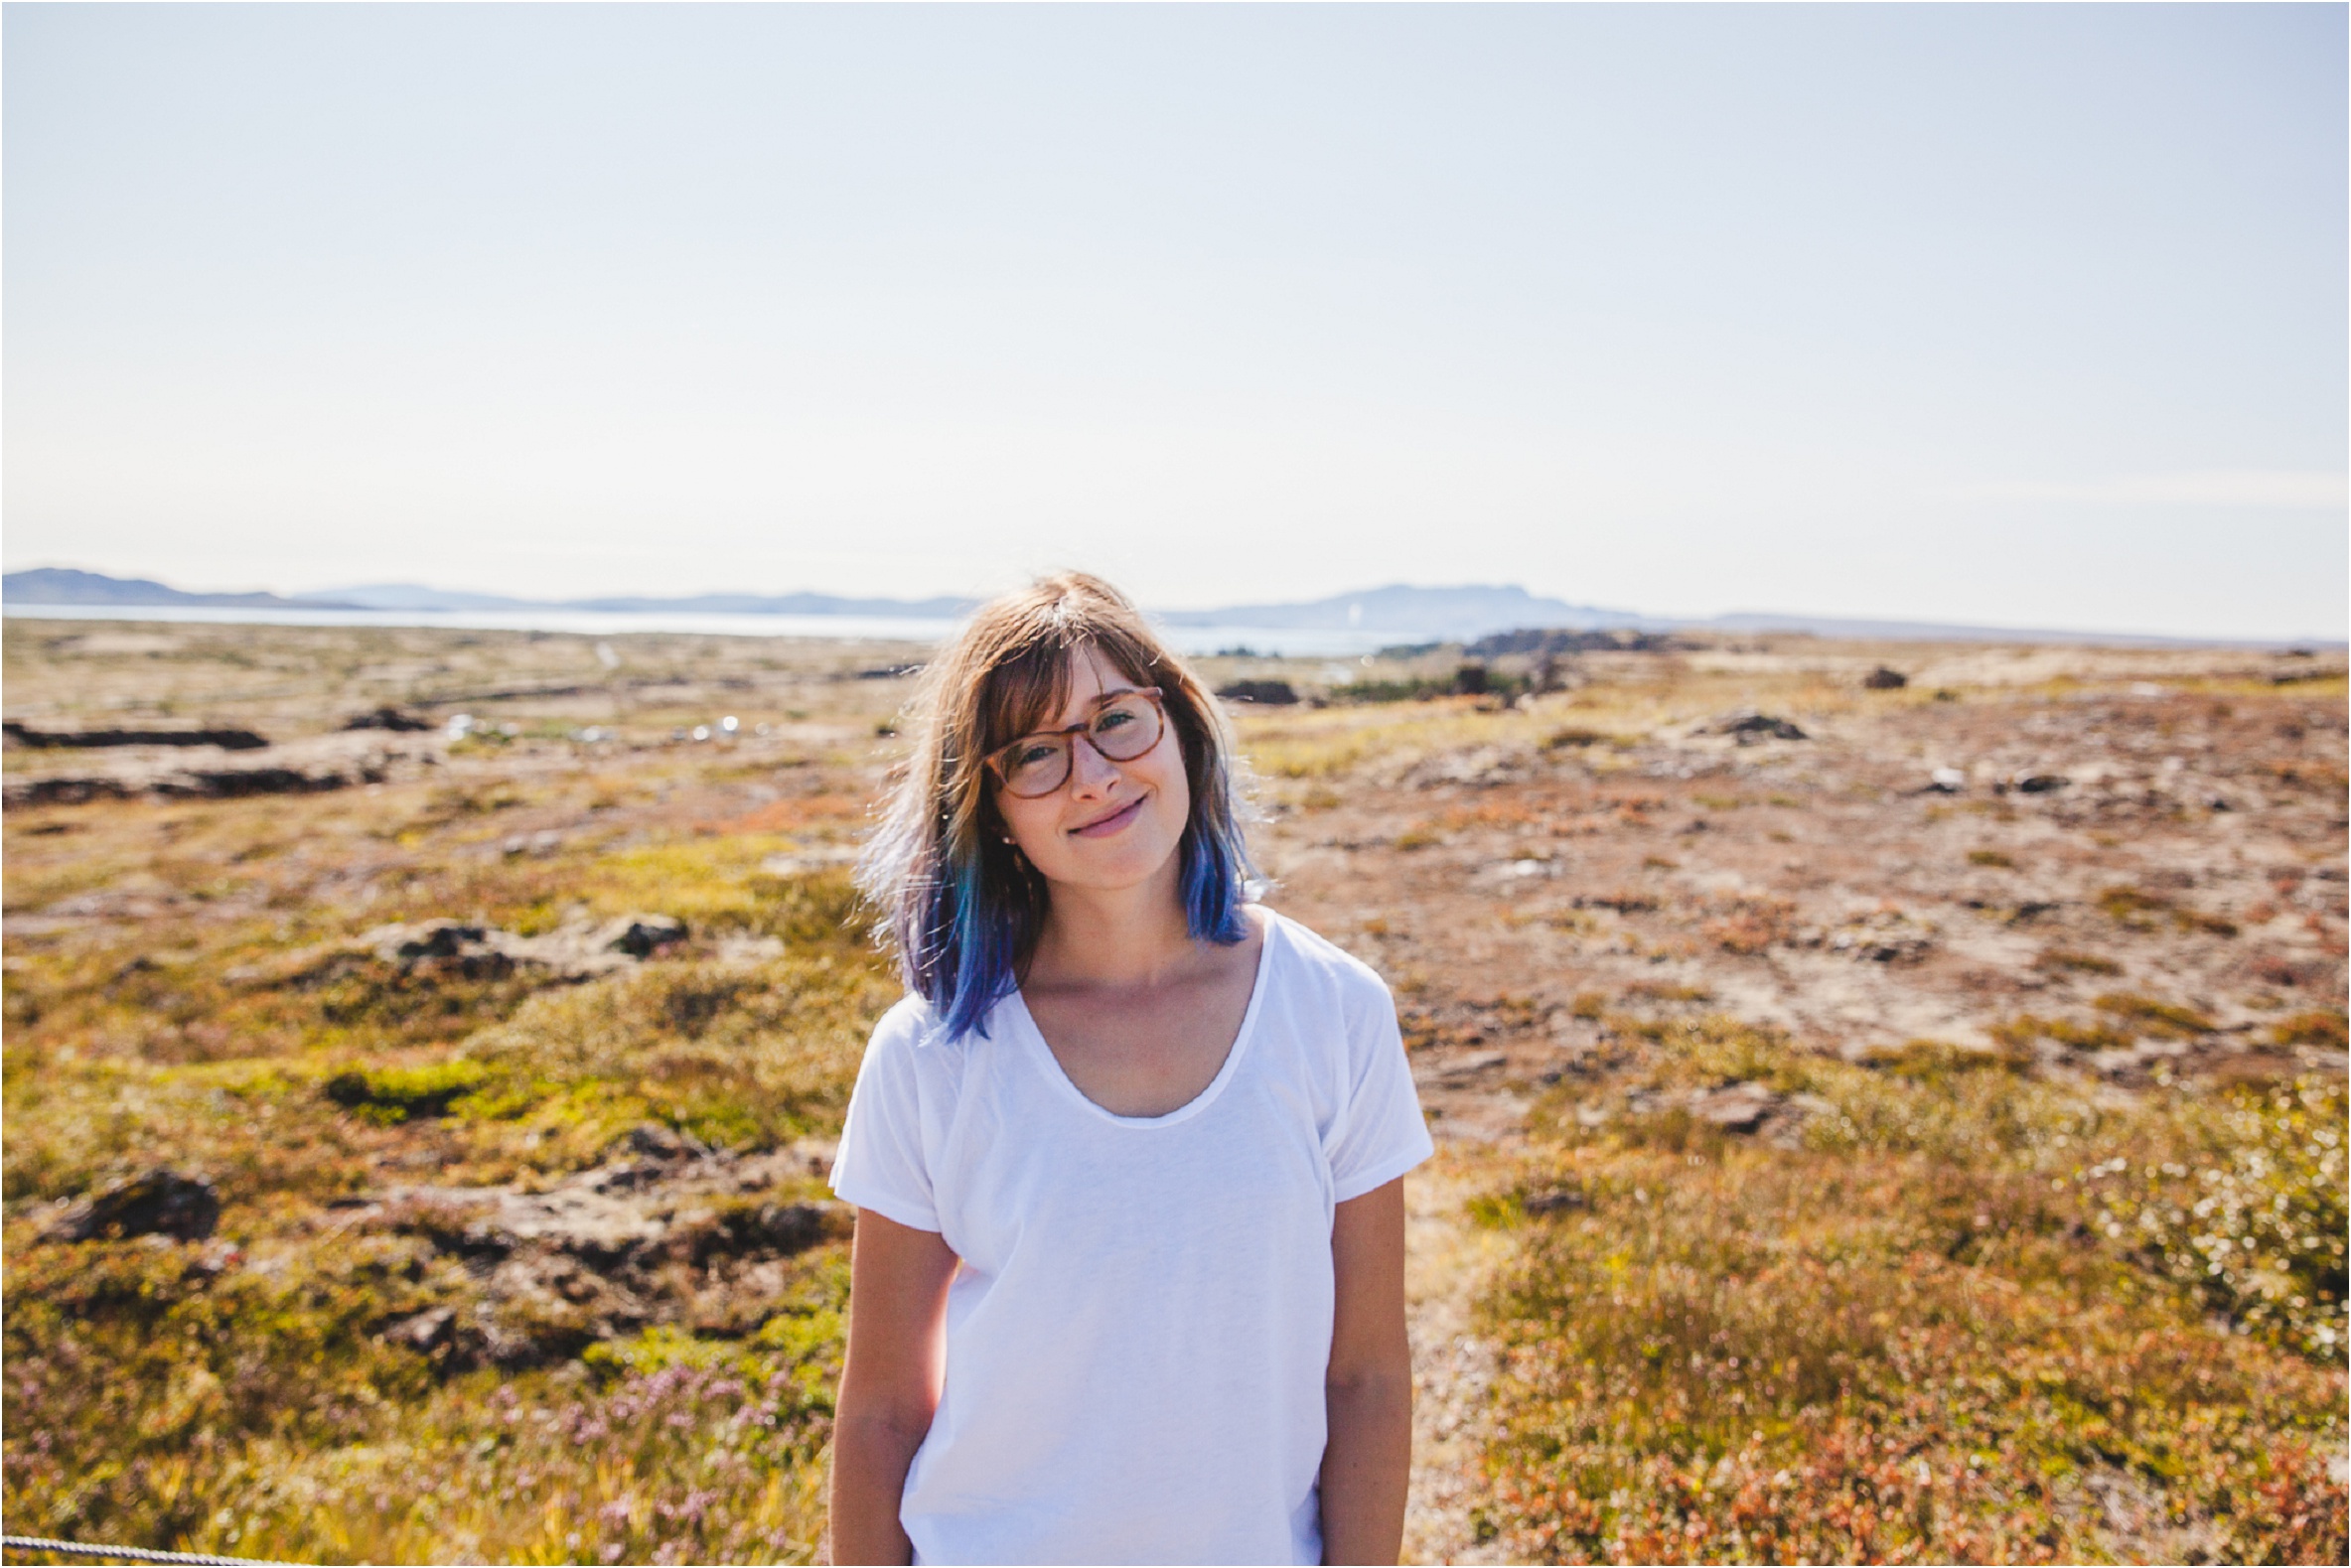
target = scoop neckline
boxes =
[1007,908,1280,1129]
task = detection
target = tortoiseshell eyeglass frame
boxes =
[984,687,1167,798]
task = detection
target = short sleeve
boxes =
[830,1001,943,1232]
[1326,976,1435,1204]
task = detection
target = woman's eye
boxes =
[1095,709,1135,734]
[1013,743,1061,769]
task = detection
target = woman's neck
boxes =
[1027,854,1199,991]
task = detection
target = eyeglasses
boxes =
[986,687,1167,798]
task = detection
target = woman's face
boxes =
[992,645,1191,897]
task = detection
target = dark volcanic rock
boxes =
[1712,710,1809,743]
[602,914,687,958]
[624,1122,710,1163]
[1468,628,1680,656]
[1,730,429,809]
[378,921,493,962]
[353,1147,852,1367]
[344,706,434,732]
[1522,1185,1587,1215]
[159,766,360,798]
[354,913,688,982]
[43,1169,220,1242]
[3,756,388,807]
[1216,680,1300,706]
[1862,666,1909,690]
[4,721,269,750]
[5,777,135,805]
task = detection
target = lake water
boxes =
[1,602,1409,658]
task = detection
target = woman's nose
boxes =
[1068,732,1120,793]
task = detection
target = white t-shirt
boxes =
[830,908,1434,1566]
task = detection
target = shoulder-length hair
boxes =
[857,572,1256,1040]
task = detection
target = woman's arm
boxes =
[1320,1177,1412,1565]
[829,1210,959,1566]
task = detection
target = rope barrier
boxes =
[0,1537,295,1567]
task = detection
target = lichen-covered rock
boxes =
[1687,1081,1781,1134]
[352,912,688,983]
[43,1169,220,1242]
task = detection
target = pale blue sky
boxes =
[5,2,2344,638]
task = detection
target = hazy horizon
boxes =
[6,3,2345,640]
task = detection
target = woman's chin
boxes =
[1037,828,1185,893]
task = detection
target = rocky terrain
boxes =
[1237,646,2346,1562]
[3,618,2342,1563]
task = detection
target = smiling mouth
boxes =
[1069,794,1147,838]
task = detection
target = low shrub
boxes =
[2272,1009,2348,1050]
[1700,898,1798,956]
[1482,1143,2344,1564]
[1543,727,1634,752]
[2095,886,2237,937]
[2068,1075,2347,1358]
[2035,948,2121,976]
[2092,994,2215,1039]
[1489,1019,2348,1563]
[1990,1013,2135,1055]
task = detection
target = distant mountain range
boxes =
[317,581,981,619]
[3,567,2328,648]
[1155,583,1651,639]
[319,580,1630,636]
[0,569,977,621]
[3,569,1627,638]
[4,567,364,611]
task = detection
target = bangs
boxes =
[974,633,1156,758]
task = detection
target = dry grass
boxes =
[5,1238,844,1562]
[4,630,903,1560]
[3,839,885,1561]
[1475,1015,2346,1563]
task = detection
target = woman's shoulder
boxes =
[865,987,1017,1062]
[851,993,978,1110]
[866,990,970,1060]
[1256,906,1393,1007]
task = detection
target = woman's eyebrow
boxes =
[1043,686,1138,726]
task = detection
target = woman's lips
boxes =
[1070,794,1147,838]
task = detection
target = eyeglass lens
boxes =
[1001,693,1162,796]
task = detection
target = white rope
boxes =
[1,1536,295,1567]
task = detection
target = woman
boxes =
[829,573,1431,1566]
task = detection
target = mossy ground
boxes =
[6,624,907,1561]
[5,621,2344,1563]
[1472,1015,2343,1563]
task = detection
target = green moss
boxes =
[1860,1037,2032,1081]
[2093,993,2215,1039]
[583,1324,744,1381]
[324,1059,493,1124]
